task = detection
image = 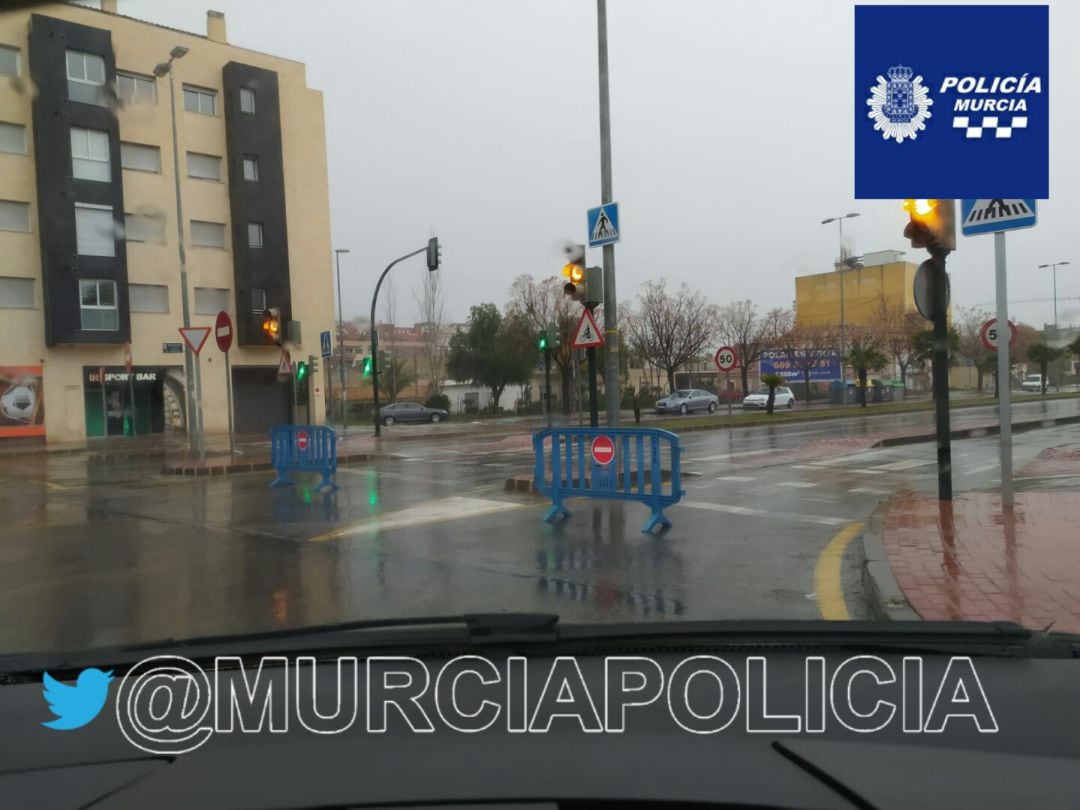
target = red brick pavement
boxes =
[881,492,1080,633]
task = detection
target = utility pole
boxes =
[597,0,620,426]
[821,212,859,377]
[1037,261,1070,330]
[334,248,350,435]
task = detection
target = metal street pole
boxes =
[995,233,1013,508]
[1037,261,1070,330]
[930,251,952,501]
[370,246,428,438]
[821,212,859,379]
[597,0,620,427]
[335,248,350,435]
[154,48,202,459]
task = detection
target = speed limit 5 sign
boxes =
[979,318,1017,352]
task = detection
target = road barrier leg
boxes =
[641,506,671,534]
[270,470,294,488]
[543,497,571,525]
[315,471,339,493]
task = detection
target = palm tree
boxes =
[845,346,888,407]
[761,373,785,414]
[1026,343,1064,395]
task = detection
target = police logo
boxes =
[866,65,933,143]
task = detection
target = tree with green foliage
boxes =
[377,355,415,402]
[910,327,960,366]
[446,303,534,412]
[1026,343,1065,395]
[760,372,786,414]
[845,343,889,408]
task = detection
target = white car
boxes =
[1020,374,1044,393]
[742,386,795,410]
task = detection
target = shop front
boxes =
[83,366,177,438]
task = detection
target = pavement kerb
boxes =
[858,500,921,622]
[872,413,1080,449]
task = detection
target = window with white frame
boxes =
[115,71,157,106]
[0,45,20,78]
[79,278,118,330]
[0,200,30,232]
[66,50,107,106]
[250,288,267,313]
[74,203,115,256]
[242,155,259,182]
[0,121,26,155]
[247,222,264,248]
[124,212,165,244]
[0,277,34,309]
[187,152,221,181]
[128,283,169,313]
[182,85,217,115]
[190,220,226,249]
[194,287,229,316]
[70,127,111,182]
[120,142,161,173]
[240,87,256,114]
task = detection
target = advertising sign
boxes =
[0,366,45,439]
[759,351,842,382]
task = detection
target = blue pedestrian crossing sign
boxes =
[320,330,332,358]
[587,202,620,247]
[961,199,1037,236]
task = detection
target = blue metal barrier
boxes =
[269,424,339,492]
[533,427,684,533]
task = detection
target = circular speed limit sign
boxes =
[714,346,738,373]
[979,318,1017,352]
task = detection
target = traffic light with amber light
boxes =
[903,199,956,254]
[262,307,282,344]
[562,243,586,298]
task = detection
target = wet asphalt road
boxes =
[1,396,1077,657]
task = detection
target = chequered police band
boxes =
[952,116,1027,139]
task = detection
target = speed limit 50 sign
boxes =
[979,318,1017,352]
[714,346,738,373]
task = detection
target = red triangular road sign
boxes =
[178,326,211,355]
[572,308,604,348]
[277,348,292,376]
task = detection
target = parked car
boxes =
[654,389,720,415]
[1020,374,1045,393]
[742,386,796,409]
[379,401,450,425]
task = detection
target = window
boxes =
[79,279,118,330]
[120,142,161,173]
[115,71,156,106]
[240,87,256,114]
[74,203,115,256]
[66,50,107,106]
[70,127,111,182]
[0,45,19,78]
[247,222,264,248]
[0,122,26,155]
[194,287,229,315]
[242,155,259,182]
[0,277,34,309]
[128,283,169,313]
[0,200,30,232]
[187,152,221,181]
[182,85,217,115]
[190,220,226,249]
[123,212,165,244]
[250,288,267,313]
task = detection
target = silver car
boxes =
[654,388,720,415]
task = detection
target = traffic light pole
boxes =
[586,304,599,427]
[370,246,428,438]
[544,347,552,429]
[929,251,953,502]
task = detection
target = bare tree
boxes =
[955,307,996,392]
[772,312,839,404]
[880,299,926,391]
[715,300,773,395]
[506,274,578,414]
[414,268,448,397]
[624,280,715,393]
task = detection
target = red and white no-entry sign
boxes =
[296,430,309,452]
[590,435,615,466]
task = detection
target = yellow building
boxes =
[795,258,919,330]
[0,2,333,443]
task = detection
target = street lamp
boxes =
[152,46,203,459]
[821,212,860,377]
[334,248,350,434]
[1037,261,1071,330]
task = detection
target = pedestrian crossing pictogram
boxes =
[586,202,620,247]
[591,210,616,242]
[960,198,1037,236]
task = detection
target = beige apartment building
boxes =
[0,1,333,443]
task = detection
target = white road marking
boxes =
[850,486,890,495]
[776,481,818,488]
[870,459,936,471]
[693,449,775,462]
[309,496,529,542]
[680,500,850,527]
[962,463,1000,476]
[715,475,756,482]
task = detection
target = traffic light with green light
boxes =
[361,356,373,377]
[902,199,955,253]
[295,360,308,383]
[538,330,548,351]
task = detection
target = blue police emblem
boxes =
[867,65,933,143]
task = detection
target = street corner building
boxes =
[0,2,333,444]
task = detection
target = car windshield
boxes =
[2,0,1078,694]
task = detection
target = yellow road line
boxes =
[814,521,864,621]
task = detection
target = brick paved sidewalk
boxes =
[881,491,1080,633]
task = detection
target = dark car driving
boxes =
[379,401,450,425]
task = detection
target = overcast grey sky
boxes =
[116,0,1080,329]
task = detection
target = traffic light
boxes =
[562,243,586,298]
[426,237,441,272]
[262,307,282,344]
[308,354,319,375]
[361,356,373,377]
[538,329,548,351]
[903,199,955,253]
[295,359,308,383]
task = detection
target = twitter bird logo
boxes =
[41,668,114,730]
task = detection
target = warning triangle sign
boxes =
[277,348,292,376]
[963,199,1034,227]
[572,309,604,349]
[178,326,211,355]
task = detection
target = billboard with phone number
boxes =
[759,351,841,382]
